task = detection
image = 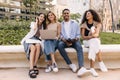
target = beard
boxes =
[64,17,69,21]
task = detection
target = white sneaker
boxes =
[99,61,108,72]
[77,67,88,76]
[45,64,52,73]
[52,63,59,72]
[90,68,98,77]
[69,64,77,72]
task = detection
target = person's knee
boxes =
[58,41,64,48]
[75,42,82,50]
[35,43,41,49]
[97,50,102,56]
[30,45,36,51]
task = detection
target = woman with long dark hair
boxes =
[81,9,108,77]
[21,13,46,78]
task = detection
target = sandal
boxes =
[29,69,37,78]
[34,66,39,75]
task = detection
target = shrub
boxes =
[0,20,30,45]
[0,20,120,45]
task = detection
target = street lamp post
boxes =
[109,0,115,33]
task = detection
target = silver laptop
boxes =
[40,30,57,39]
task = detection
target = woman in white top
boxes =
[44,11,61,73]
[81,9,108,77]
[21,13,46,78]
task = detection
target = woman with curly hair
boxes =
[81,9,108,77]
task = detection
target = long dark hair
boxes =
[81,9,101,24]
[46,11,57,24]
[38,13,46,29]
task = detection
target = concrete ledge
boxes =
[0,45,120,69]
[0,45,24,53]
[0,45,120,53]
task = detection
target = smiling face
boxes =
[47,12,56,23]
[38,14,45,23]
[86,11,93,20]
[48,12,56,22]
[62,10,70,21]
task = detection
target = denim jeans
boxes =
[58,41,84,67]
[45,40,59,61]
[45,54,51,61]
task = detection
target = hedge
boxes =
[0,20,30,45]
[0,20,120,45]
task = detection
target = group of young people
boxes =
[21,8,108,78]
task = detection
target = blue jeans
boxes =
[45,40,59,61]
[58,41,84,67]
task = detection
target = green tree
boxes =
[70,13,81,23]
[23,0,37,7]
[58,13,81,23]
[22,0,37,20]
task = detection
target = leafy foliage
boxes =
[80,32,120,44]
[0,20,120,45]
[58,13,81,22]
[70,13,81,22]
[22,0,37,7]
[100,32,120,44]
[0,20,30,45]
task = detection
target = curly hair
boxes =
[81,9,101,24]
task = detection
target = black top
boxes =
[84,22,93,36]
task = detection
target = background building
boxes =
[0,0,21,19]
[90,0,120,31]
[0,0,54,20]
[52,0,67,18]
[112,0,120,29]
[53,0,89,23]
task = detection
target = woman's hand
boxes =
[35,17,39,24]
[34,17,38,31]
[91,24,101,38]
[56,37,59,40]
[66,41,72,46]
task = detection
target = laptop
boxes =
[26,39,41,43]
[40,30,57,39]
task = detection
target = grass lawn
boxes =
[100,32,120,44]
[80,32,120,44]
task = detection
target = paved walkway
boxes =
[0,68,120,80]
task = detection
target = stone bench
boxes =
[0,45,120,53]
[0,45,120,69]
